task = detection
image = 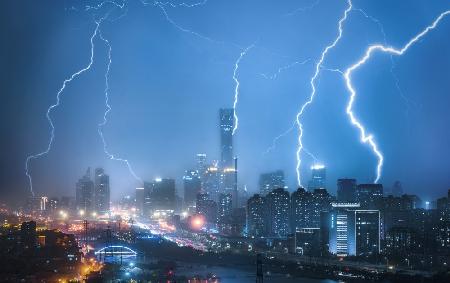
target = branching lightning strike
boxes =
[344,9,450,183]
[284,0,321,17]
[155,0,208,8]
[295,0,352,187]
[97,29,143,183]
[145,0,238,47]
[25,0,216,194]
[232,44,255,135]
[25,19,102,195]
[354,6,418,117]
[260,58,311,80]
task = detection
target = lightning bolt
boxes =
[284,0,321,17]
[263,121,296,155]
[295,0,352,187]
[344,9,450,183]
[141,0,239,48]
[259,58,311,80]
[232,43,255,135]
[85,0,125,11]
[25,1,135,195]
[97,29,143,183]
[355,6,420,128]
[154,0,208,8]
[25,19,103,195]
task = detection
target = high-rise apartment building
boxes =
[75,168,94,213]
[247,194,267,237]
[94,168,110,213]
[266,188,290,237]
[291,187,314,231]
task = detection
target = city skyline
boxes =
[1,0,450,203]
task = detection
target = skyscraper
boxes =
[259,170,285,196]
[219,108,234,169]
[308,165,326,190]
[247,194,267,237]
[337,178,357,202]
[76,168,94,213]
[266,188,290,237]
[183,170,201,209]
[94,168,110,214]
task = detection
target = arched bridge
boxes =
[94,245,137,256]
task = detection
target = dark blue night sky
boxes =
[1,0,450,202]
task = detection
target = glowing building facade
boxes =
[326,203,380,256]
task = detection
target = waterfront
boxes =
[175,264,341,283]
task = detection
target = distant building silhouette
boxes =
[337,178,357,202]
[183,170,201,209]
[392,181,404,197]
[144,178,176,213]
[135,187,145,215]
[259,170,285,196]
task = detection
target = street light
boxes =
[59,210,67,219]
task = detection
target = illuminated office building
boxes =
[326,203,380,256]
